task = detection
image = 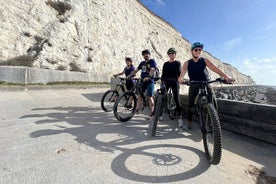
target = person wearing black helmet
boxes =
[113,57,135,91]
[161,48,183,124]
[127,49,157,118]
[178,42,234,130]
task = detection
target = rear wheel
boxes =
[101,90,119,112]
[113,92,137,122]
[200,103,222,165]
[148,94,163,137]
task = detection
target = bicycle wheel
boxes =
[101,90,119,112]
[148,94,163,137]
[167,92,176,119]
[200,103,222,165]
[113,92,137,122]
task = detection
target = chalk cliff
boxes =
[0,0,254,84]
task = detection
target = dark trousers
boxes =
[188,84,214,121]
[126,79,134,91]
[164,80,181,116]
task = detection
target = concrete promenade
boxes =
[1,86,276,184]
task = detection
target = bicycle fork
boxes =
[196,96,209,133]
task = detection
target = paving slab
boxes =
[0,87,276,184]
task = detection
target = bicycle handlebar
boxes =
[154,77,178,82]
[182,78,234,85]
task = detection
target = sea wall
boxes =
[180,95,276,145]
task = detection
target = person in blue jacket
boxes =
[127,49,157,118]
[113,57,135,91]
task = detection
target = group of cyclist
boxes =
[113,42,234,130]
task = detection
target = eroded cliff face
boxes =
[0,0,254,84]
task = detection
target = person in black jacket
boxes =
[161,48,183,126]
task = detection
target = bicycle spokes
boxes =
[114,92,137,122]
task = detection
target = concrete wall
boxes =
[180,95,276,145]
[0,66,109,84]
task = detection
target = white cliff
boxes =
[0,0,254,84]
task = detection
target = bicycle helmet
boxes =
[142,49,151,55]
[191,42,204,50]
[167,47,177,54]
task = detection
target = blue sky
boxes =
[140,0,276,86]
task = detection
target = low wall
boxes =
[0,66,109,84]
[180,95,276,145]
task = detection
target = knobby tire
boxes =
[167,92,176,120]
[148,94,163,137]
[201,103,222,165]
[113,92,137,122]
[101,90,119,112]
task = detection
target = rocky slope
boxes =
[0,0,254,84]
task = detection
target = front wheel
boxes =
[167,92,176,119]
[113,92,137,122]
[200,103,222,165]
[101,90,119,112]
[148,94,163,137]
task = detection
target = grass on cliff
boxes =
[0,55,35,67]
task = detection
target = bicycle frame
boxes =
[131,79,149,109]
[115,77,127,94]
[113,78,151,122]
[157,78,177,113]
[193,80,219,115]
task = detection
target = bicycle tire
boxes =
[167,92,176,120]
[148,94,163,137]
[101,90,119,112]
[113,92,137,122]
[200,103,222,165]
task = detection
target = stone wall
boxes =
[0,0,254,84]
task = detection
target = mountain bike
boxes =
[148,78,177,137]
[100,77,126,112]
[113,78,153,122]
[183,78,231,165]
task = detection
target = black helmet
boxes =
[167,47,177,54]
[142,49,151,55]
[191,42,204,50]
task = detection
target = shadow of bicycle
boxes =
[23,90,213,183]
[111,144,210,183]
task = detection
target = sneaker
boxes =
[182,125,192,130]
[159,116,163,122]
[178,119,184,128]
[147,111,154,119]
[182,123,192,130]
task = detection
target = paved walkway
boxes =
[1,87,276,184]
